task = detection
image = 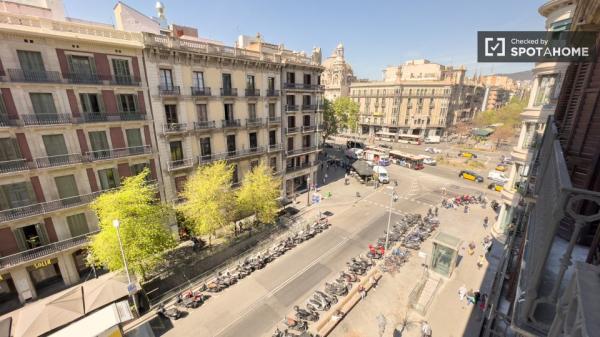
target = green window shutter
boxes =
[67,213,89,237]
[13,228,27,251]
[34,223,49,245]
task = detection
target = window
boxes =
[303,95,311,105]
[98,168,120,190]
[534,74,559,106]
[303,115,311,126]
[159,69,174,89]
[112,59,131,84]
[249,132,257,149]
[68,55,96,79]
[270,157,277,171]
[268,77,275,91]
[80,93,102,115]
[286,95,295,106]
[126,128,143,152]
[200,137,211,157]
[286,72,295,84]
[246,75,255,90]
[0,182,35,210]
[117,94,138,113]
[0,138,21,163]
[226,135,236,154]
[0,93,7,118]
[287,137,294,151]
[170,141,183,161]
[303,74,311,85]
[55,175,79,202]
[222,73,232,90]
[88,131,110,158]
[268,103,276,118]
[14,224,48,250]
[67,213,89,237]
[250,160,259,171]
[42,134,68,164]
[192,71,204,89]
[197,104,208,122]
[224,104,234,121]
[303,135,311,148]
[288,116,296,128]
[248,104,256,120]
[30,93,57,116]
[269,130,276,146]
[232,164,239,184]
[165,105,178,124]
[130,163,149,177]
[17,50,45,73]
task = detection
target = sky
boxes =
[62,0,547,80]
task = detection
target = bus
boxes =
[389,150,425,170]
[397,134,422,145]
[362,149,391,166]
[375,131,396,143]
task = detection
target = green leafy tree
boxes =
[489,125,515,149]
[236,163,281,225]
[321,99,338,145]
[88,169,175,280]
[474,97,527,129]
[332,97,360,133]
[177,161,234,245]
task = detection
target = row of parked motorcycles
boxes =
[157,219,331,321]
[273,254,378,336]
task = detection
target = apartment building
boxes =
[0,2,158,310]
[321,43,355,101]
[350,59,484,138]
[481,86,511,111]
[493,0,574,235]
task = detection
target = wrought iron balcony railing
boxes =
[81,112,145,123]
[159,85,181,96]
[283,83,324,90]
[286,127,301,134]
[7,69,62,83]
[167,158,195,171]
[268,144,282,152]
[35,153,84,169]
[286,161,315,173]
[285,105,299,112]
[0,230,100,270]
[268,117,281,124]
[191,86,211,96]
[163,123,187,133]
[245,88,260,97]
[287,146,318,156]
[246,118,263,128]
[22,113,72,125]
[222,119,241,129]
[266,89,280,97]
[64,72,104,84]
[0,158,31,173]
[199,147,266,164]
[220,88,238,97]
[193,121,216,131]
[0,115,19,127]
[302,104,318,111]
[86,145,152,161]
[111,74,141,86]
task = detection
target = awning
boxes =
[0,318,11,337]
[352,160,374,177]
[49,300,133,337]
[472,128,494,137]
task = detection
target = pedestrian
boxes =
[421,321,432,337]
[468,241,476,255]
[466,289,475,305]
[474,291,481,306]
[428,208,432,216]
[477,254,485,269]
[485,240,493,255]
[370,276,378,289]
[458,284,467,301]
[344,173,349,185]
[358,285,366,300]
[479,293,488,312]
[464,205,469,213]
[483,216,489,228]
[320,162,323,170]
[434,206,438,217]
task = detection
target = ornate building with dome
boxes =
[322,43,355,101]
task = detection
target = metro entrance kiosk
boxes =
[429,232,462,278]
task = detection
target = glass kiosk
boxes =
[430,232,462,278]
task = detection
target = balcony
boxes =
[220,88,238,97]
[163,123,187,134]
[193,121,216,132]
[285,105,299,113]
[268,144,282,152]
[0,230,99,270]
[246,118,263,128]
[283,83,324,91]
[222,119,241,129]
[0,116,19,127]
[0,190,103,223]
[159,85,181,96]
[111,74,141,86]
[22,113,72,126]
[191,86,211,96]
[167,158,195,172]
[81,112,145,123]
[286,161,315,173]
[199,147,266,164]
[7,69,62,83]
[286,127,301,134]
[0,158,30,174]
[302,125,317,133]
[287,146,318,156]
[35,153,84,169]
[86,145,152,161]
[266,89,280,97]
[245,88,260,97]
[302,104,318,111]
[268,117,281,124]
[64,72,103,84]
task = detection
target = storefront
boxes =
[26,258,65,297]
[0,273,19,313]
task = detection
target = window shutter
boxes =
[35,223,49,245]
[13,228,27,251]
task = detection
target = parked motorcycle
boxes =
[157,303,182,320]
[294,305,319,322]
[283,317,308,332]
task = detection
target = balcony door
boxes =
[80,93,103,121]
[200,137,211,159]
[193,71,204,89]
[88,131,110,159]
[249,132,257,150]
[269,130,276,146]
[268,77,275,91]
[112,59,131,84]
[0,138,23,169]
[286,72,295,84]
[98,168,120,190]
[14,224,48,250]
[30,93,58,121]
[303,135,311,148]
[170,141,184,162]
[224,104,234,122]
[226,135,236,155]
[55,175,80,205]
[246,75,255,90]
[222,73,232,90]
[197,104,208,123]
[0,182,35,210]
[165,105,178,124]
[126,129,143,154]
[42,134,69,165]
[303,115,311,127]
[68,55,96,81]
[67,213,89,237]
[160,69,174,89]
[304,74,311,85]
[17,50,45,80]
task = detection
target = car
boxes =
[488,171,509,184]
[373,165,390,183]
[379,143,392,149]
[458,151,477,159]
[425,147,442,154]
[495,164,507,172]
[423,157,437,166]
[458,170,484,183]
[500,155,513,165]
[323,143,334,148]
[488,182,504,192]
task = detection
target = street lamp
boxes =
[384,187,398,252]
[113,219,132,287]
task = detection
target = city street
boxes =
[128,145,509,337]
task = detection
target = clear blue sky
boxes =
[63,0,546,80]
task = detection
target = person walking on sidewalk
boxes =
[434,206,438,217]
[483,216,489,228]
[421,321,432,337]
[477,254,485,269]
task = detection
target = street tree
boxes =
[489,125,515,149]
[236,163,281,225]
[332,97,360,133]
[178,161,235,245]
[321,99,338,145]
[88,169,175,280]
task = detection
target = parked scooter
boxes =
[294,305,319,322]
[315,290,338,304]
[157,303,182,320]
[283,317,308,332]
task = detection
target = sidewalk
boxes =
[329,200,501,337]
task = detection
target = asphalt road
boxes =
[153,144,509,337]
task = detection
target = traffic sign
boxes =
[312,193,321,204]
[127,283,137,294]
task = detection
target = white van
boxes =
[487,171,509,184]
[373,165,390,184]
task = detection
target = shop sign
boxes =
[34,259,52,269]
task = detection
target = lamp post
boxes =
[113,219,138,315]
[307,176,311,206]
[384,187,398,252]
